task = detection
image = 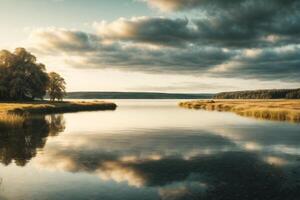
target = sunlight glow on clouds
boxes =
[94,16,197,47]
[144,0,206,12]
[2,0,300,92]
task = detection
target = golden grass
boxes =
[0,113,25,130]
[179,100,300,122]
[0,100,117,131]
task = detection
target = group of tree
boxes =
[214,88,300,99]
[0,48,66,101]
[0,114,65,166]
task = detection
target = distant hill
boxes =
[66,92,214,99]
[214,88,300,99]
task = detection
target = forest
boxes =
[214,88,300,99]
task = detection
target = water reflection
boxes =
[0,115,65,166]
[0,100,300,200]
[32,127,300,200]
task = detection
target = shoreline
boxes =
[0,101,117,131]
[179,100,300,123]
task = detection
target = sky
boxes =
[1,0,300,93]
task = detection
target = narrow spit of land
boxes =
[0,101,117,130]
[179,100,300,122]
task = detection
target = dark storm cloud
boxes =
[30,28,101,53]
[31,28,235,73]
[29,0,300,82]
[79,46,234,73]
[93,0,300,49]
[217,46,300,80]
[133,1,299,48]
[190,0,300,48]
[95,17,198,47]
[31,27,300,81]
[146,0,299,12]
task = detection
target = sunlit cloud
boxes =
[97,161,146,187]
[3,0,300,92]
[144,0,205,12]
[158,182,208,200]
[94,16,196,47]
[264,156,288,166]
[25,5,300,83]
[243,142,262,151]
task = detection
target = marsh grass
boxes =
[179,100,300,122]
[0,101,117,131]
[0,113,25,130]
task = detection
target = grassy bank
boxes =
[0,101,117,130]
[179,100,300,122]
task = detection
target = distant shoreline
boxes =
[179,100,300,123]
[65,92,214,99]
[65,89,300,100]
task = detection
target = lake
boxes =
[1,100,300,200]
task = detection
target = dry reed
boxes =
[179,100,300,122]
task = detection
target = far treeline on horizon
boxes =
[65,89,300,99]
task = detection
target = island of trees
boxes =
[0,48,66,101]
[214,88,300,99]
[0,48,117,132]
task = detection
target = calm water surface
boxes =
[1,100,300,200]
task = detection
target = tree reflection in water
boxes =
[33,128,300,200]
[0,114,65,166]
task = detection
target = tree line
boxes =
[214,88,300,99]
[0,48,66,101]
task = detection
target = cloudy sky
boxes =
[1,0,300,92]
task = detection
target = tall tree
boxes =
[47,72,66,101]
[0,48,50,100]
